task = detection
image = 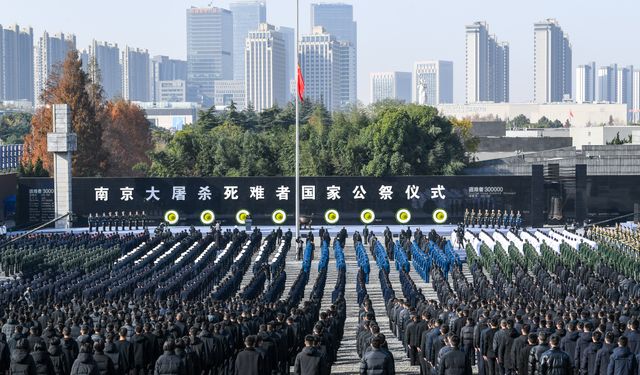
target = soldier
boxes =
[490,210,496,229]
[463,209,470,227]
[102,212,108,232]
[495,210,502,229]
[114,211,120,233]
[470,209,476,228]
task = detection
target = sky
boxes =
[2,0,640,104]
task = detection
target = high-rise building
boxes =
[632,69,640,123]
[89,40,122,100]
[617,65,633,122]
[413,60,453,106]
[299,27,353,112]
[1,24,34,102]
[214,80,245,109]
[598,64,617,103]
[465,22,509,103]
[370,72,412,103]
[276,26,295,85]
[156,80,187,102]
[575,62,595,104]
[244,23,286,112]
[311,3,357,106]
[533,19,572,103]
[230,1,266,82]
[150,56,187,102]
[122,46,150,101]
[33,31,76,106]
[186,6,233,104]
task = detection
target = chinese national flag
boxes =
[297,64,305,102]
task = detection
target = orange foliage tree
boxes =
[102,99,152,176]
[23,49,108,176]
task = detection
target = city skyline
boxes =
[3,0,640,105]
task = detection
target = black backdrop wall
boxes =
[17,176,531,227]
[16,174,640,227]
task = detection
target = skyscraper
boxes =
[150,56,187,102]
[597,64,617,103]
[34,31,76,106]
[311,3,357,106]
[617,65,633,122]
[533,19,572,103]
[122,46,150,101]
[632,69,640,123]
[1,24,34,102]
[186,6,233,104]
[370,72,412,103]
[413,60,453,105]
[299,27,352,112]
[244,23,286,112]
[465,22,509,103]
[89,40,122,100]
[276,26,295,85]
[575,62,595,103]
[230,1,266,82]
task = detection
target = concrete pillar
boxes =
[46,104,77,229]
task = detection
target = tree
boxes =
[607,132,632,145]
[22,49,108,176]
[101,99,153,176]
[450,117,479,155]
[0,113,31,144]
[508,114,530,129]
[536,116,551,128]
[146,101,468,177]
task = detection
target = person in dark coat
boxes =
[10,338,36,375]
[48,337,69,375]
[235,335,264,375]
[607,336,638,375]
[61,327,79,370]
[360,334,395,375]
[594,332,615,375]
[103,334,122,375]
[115,328,134,374]
[460,318,476,368]
[153,340,185,375]
[439,335,472,375]
[93,340,116,375]
[559,322,579,370]
[406,314,422,366]
[294,335,327,375]
[30,342,55,375]
[529,332,550,375]
[131,325,150,375]
[70,342,99,375]
[579,331,602,375]
[494,319,518,375]
[516,334,537,375]
[481,318,500,375]
[573,323,593,372]
[26,327,45,353]
[539,335,571,375]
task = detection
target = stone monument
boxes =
[47,105,77,229]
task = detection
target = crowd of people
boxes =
[0,226,348,375]
[0,221,639,375]
[359,224,640,375]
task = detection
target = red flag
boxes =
[569,110,574,118]
[297,64,305,102]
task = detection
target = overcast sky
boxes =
[3,0,640,104]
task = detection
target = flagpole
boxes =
[294,0,300,240]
